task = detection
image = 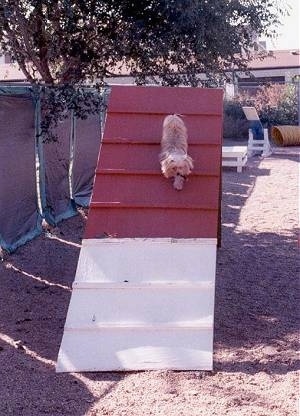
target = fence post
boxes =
[69,109,76,201]
[297,80,300,126]
[33,85,45,217]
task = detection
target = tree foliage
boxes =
[0,1,287,140]
[0,0,287,86]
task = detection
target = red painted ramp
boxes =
[85,86,223,239]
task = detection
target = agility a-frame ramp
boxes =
[56,85,223,372]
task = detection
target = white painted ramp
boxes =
[56,238,217,372]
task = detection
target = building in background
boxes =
[232,49,300,96]
[0,51,26,82]
[1,49,299,92]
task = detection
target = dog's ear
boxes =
[160,159,169,177]
[185,155,194,170]
[161,157,175,178]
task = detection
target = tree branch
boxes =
[3,25,35,82]
[15,7,54,83]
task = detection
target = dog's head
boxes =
[161,154,194,178]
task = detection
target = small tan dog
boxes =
[159,114,194,190]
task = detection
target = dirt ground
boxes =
[0,145,299,416]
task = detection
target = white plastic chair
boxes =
[242,106,272,157]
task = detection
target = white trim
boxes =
[81,237,217,246]
[72,281,214,289]
[64,321,213,331]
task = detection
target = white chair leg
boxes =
[247,129,254,157]
[262,128,272,157]
[237,158,242,173]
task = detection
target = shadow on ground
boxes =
[214,152,299,375]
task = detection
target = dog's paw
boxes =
[173,175,184,190]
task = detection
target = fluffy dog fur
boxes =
[159,114,193,190]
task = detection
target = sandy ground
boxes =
[0,145,299,416]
